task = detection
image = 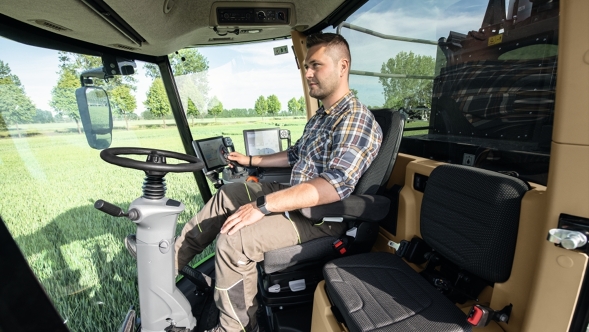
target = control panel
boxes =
[216,7,289,25]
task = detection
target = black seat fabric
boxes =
[420,164,529,283]
[263,109,405,273]
[323,165,528,331]
[324,252,472,332]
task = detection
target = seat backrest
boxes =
[420,164,529,283]
[353,109,406,195]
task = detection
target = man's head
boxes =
[304,33,351,107]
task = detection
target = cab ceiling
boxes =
[0,0,345,56]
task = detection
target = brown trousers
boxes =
[174,182,348,332]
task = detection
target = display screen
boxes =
[192,136,228,172]
[243,128,282,156]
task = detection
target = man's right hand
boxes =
[228,151,250,167]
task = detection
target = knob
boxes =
[547,229,588,250]
[257,11,265,20]
[278,11,285,21]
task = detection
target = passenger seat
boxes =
[320,164,529,332]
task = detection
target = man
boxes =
[174,32,383,332]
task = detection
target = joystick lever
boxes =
[95,199,139,221]
[229,161,242,174]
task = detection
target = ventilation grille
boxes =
[209,37,233,42]
[31,20,72,32]
[110,44,138,51]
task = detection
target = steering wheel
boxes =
[100,147,205,173]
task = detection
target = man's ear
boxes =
[339,58,350,77]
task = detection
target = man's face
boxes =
[304,44,341,101]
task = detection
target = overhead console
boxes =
[210,2,296,27]
[216,7,290,25]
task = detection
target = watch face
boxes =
[256,195,265,207]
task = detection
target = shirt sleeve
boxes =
[319,110,382,200]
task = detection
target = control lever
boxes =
[94,199,139,221]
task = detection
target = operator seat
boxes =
[320,164,529,331]
[259,109,406,304]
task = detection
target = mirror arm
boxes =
[79,67,110,87]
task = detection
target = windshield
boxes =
[0,32,307,330]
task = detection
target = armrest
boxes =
[300,195,390,223]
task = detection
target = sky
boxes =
[0,0,491,114]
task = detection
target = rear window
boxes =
[331,0,558,185]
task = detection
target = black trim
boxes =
[0,217,70,332]
[158,59,213,203]
[304,0,369,35]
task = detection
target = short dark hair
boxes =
[305,33,351,65]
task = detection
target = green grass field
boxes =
[0,116,428,331]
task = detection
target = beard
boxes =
[308,72,339,101]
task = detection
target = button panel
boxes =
[217,8,289,24]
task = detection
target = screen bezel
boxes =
[192,136,228,172]
[243,128,283,156]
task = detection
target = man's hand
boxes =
[228,151,249,167]
[221,202,265,235]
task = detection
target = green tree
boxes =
[297,96,306,114]
[144,78,170,127]
[52,52,137,133]
[144,49,209,79]
[110,85,137,130]
[186,98,200,125]
[33,109,54,123]
[254,95,268,117]
[266,94,281,115]
[144,49,210,123]
[379,51,435,109]
[50,69,82,133]
[351,88,359,98]
[207,96,223,121]
[0,60,36,137]
[287,97,300,114]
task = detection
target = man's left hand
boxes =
[221,202,265,235]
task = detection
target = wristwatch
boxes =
[256,195,271,215]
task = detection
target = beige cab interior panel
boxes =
[552,0,589,146]
[519,143,589,331]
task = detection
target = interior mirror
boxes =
[75,86,113,149]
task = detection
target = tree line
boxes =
[0,48,435,135]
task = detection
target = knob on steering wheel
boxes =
[100,147,205,174]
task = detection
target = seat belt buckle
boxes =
[332,238,349,255]
[467,304,512,327]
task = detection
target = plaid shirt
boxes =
[287,91,382,200]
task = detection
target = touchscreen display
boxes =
[243,129,281,156]
[192,137,228,172]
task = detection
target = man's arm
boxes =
[220,177,339,235]
[227,151,290,168]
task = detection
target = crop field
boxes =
[0,116,427,331]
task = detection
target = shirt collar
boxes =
[316,90,355,117]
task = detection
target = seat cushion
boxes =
[324,252,472,332]
[263,236,338,274]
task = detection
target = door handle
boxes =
[547,229,588,250]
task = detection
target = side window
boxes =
[331,0,558,185]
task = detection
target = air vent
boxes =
[31,20,72,32]
[110,44,138,51]
[209,37,233,42]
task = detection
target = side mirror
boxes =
[75,86,113,149]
